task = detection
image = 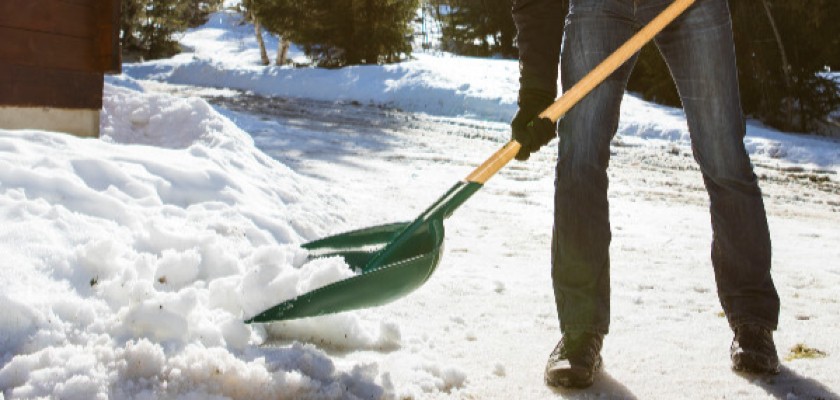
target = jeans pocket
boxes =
[568,0,613,14]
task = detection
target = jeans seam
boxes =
[728,315,778,331]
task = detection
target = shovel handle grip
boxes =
[465,140,521,184]
[464,0,696,185]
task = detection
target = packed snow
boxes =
[2,9,839,400]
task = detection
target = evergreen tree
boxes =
[120,0,223,60]
[731,0,839,132]
[138,0,189,58]
[182,0,224,27]
[258,0,418,67]
[436,0,517,58]
[625,1,840,133]
[120,0,143,53]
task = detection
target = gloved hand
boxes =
[510,88,557,161]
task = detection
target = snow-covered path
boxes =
[142,82,840,399]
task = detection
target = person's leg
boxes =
[546,1,640,388]
[650,0,780,330]
[553,0,638,336]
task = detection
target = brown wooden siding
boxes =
[96,0,122,73]
[0,26,98,72]
[0,64,103,109]
[0,0,119,109]
[0,0,93,38]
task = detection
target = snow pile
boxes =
[128,53,520,123]
[0,83,403,399]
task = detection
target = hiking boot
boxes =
[730,324,780,374]
[544,332,604,388]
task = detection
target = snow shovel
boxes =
[245,0,696,323]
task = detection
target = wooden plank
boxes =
[94,0,122,73]
[57,0,94,7]
[0,0,93,39]
[0,64,103,109]
[0,26,96,72]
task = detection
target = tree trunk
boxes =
[760,0,793,128]
[498,23,515,58]
[254,19,270,66]
[276,39,290,66]
[363,0,377,64]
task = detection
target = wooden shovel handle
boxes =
[464,140,522,183]
[465,0,696,185]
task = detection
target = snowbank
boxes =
[123,10,840,174]
[0,83,401,399]
[124,12,520,122]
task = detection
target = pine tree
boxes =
[437,0,517,58]
[138,0,189,58]
[120,0,143,54]
[182,0,223,27]
[626,1,839,133]
[120,0,223,60]
[258,0,418,67]
[730,0,839,132]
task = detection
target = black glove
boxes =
[511,88,557,161]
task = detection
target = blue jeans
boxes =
[553,0,780,334]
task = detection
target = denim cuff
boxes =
[561,323,609,336]
[727,315,778,332]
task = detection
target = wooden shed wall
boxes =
[0,0,120,109]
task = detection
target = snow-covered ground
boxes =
[2,10,839,400]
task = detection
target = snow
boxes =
[1,85,395,399]
[2,10,840,400]
[124,11,840,175]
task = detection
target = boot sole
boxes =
[732,352,780,375]
[545,356,602,389]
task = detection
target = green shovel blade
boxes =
[245,181,482,323]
